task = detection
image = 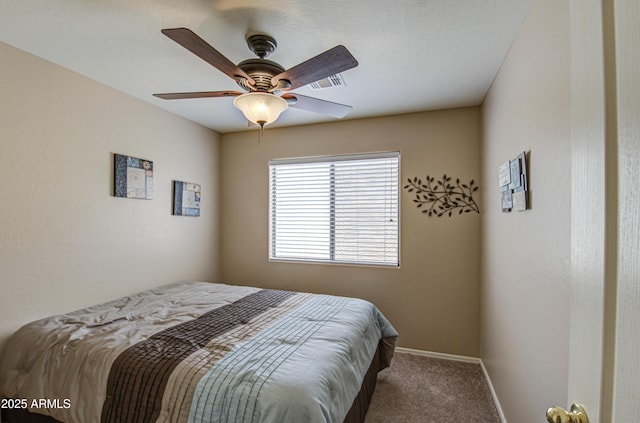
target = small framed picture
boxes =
[173,181,201,216]
[114,154,153,199]
[498,161,511,187]
[501,187,513,212]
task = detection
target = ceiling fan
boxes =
[153,28,359,128]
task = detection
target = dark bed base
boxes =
[2,341,391,423]
[342,340,388,423]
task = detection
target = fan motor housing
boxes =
[236,58,289,92]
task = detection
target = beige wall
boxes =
[220,108,481,356]
[480,0,571,422]
[0,42,222,352]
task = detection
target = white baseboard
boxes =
[395,346,481,363]
[394,347,507,423]
[479,359,508,423]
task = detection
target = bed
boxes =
[0,281,397,423]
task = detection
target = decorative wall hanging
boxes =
[114,154,153,199]
[173,180,201,216]
[404,174,480,217]
[499,151,529,212]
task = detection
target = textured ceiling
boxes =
[0,0,532,133]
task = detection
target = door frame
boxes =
[569,0,640,421]
[568,0,613,421]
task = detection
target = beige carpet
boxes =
[365,352,501,423]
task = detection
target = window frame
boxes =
[268,151,401,267]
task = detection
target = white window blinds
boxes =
[269,152,400,266]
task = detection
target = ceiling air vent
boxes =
[309,74,346,90]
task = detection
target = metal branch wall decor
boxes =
[404,174,480,217]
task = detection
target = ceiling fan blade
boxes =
[153,91,243,100]
[161,28,254,84]
[282,93,353,118]
[272,45,358,91]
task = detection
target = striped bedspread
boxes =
[0,281,397,423]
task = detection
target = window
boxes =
[269,152,399,266]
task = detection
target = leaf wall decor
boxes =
[403,174,480,217]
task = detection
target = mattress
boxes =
[0,281,397,423]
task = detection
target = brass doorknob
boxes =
[546,403,589,423]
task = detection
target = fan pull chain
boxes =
[257,121,266,144]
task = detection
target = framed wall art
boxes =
[173,180,201,216]
[499,150,529,212]
[114,154,153,199]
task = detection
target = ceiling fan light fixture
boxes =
[233,92,288,127]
